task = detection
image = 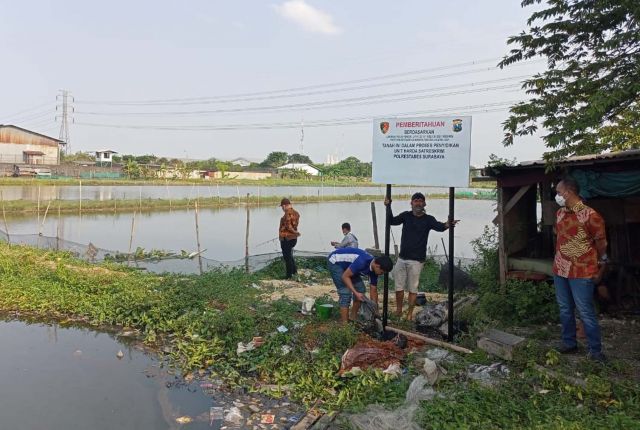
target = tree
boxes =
[261,151,289,168]
[288,153,313,164]
[500,0,640,160]
[123,160,141,179]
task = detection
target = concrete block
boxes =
[477,329,525,361]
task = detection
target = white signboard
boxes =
[372,116,472,187]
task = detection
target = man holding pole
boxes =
[384,192,459,320]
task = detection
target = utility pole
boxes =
[56,90,74,156]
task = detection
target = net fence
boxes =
[0,229,474,275]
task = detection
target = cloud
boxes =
[274,0,341,35]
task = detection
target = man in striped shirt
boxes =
[327,248,393,323]
[331,222,359,249]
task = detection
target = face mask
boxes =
[555,194,566,207]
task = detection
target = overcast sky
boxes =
[1,0,547,166]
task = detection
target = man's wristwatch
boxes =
[599,254,609,264]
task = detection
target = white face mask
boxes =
[555,194,566,207]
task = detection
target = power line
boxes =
[75,100,520,131]
[1,101,54,120]
[74,81,522,117]
[75,57,542,106]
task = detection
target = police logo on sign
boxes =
[452,119,463,132]
[380,122,390,134]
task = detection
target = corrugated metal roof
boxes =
[0,124,64,143]
[516,149,640,167]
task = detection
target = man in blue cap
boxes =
[327,248,394,323]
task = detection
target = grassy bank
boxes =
[2,242,636,427]
[0,243,405,411]
[0,191,496,215]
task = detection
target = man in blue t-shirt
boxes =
[327,248,394,323]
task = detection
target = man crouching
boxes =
[327,248,393,323]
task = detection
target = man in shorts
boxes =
[384,192,458,319]
[327,247,393,323]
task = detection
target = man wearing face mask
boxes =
[384,192,458,319]
[553,177,607,362]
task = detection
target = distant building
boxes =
[229,157,253,167]
[0,125,65,165]
[95,150,117,166]
[277,163,321,176]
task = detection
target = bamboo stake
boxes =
[56,202,61,250]
[217,184,220,205]
[79,180,82,214]
[1,191,10,243]
[245,193,250,273]
[166,179,172,210]
[385,325,473,354]
[139,186,142,211]
[127,211,136,266]
[37,185,41,226]
[39,200,52,236]
[194,200,203,275]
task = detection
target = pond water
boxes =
[0,319,304,430]
[5,200,495,262]
[0,184,484,202]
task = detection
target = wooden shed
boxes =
[487,149,640,309]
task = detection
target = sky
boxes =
[0,0,548,166]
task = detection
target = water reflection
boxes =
[5,200,495,261]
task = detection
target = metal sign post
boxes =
[382,184,392,328]
[448,187,455,341]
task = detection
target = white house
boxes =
[95,150,117,166]
[277,163,321,176]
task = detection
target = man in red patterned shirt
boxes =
[553,177,608,362]
[279,198,300,279]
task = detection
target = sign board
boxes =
[372,116,472,186]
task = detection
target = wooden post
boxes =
[236,186,240,204]
[245,193,250,273]
[39,200,52,236]
[194,200,203,275]
[56,202,61,250]
[371,202,380,249]
[166,179,172,210]
[79,180,82,214]
[217,184,220,205]
[127,211,136,266]
[37,185,41,227]
[1,191,9,243]
[139,186,142,212]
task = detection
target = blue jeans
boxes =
[327,261,365,308]
[553,275,602,354]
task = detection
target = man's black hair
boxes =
[374,255,393,272]
[341,222,351,231]
[561,176,580,195]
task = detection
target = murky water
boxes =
[5,200,495,261]
[0,320,213,430]
[0,184,483,201]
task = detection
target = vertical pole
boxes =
[127,211,136,266]
[217,184,220,205]
[79,180,82,215]
[370,202,380,249]
[245,193,250,273]
[382,184,392,328]
[194,200,203,275]
[40,200,52,236]
[56,202,61,250]
[448,187,455,341]
[37,185,41,227]
[139,186,142,212]
[1,191,9,243]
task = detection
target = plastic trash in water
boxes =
[261,414,275,424]
[175,416,192,424]
[210,406,224,427]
